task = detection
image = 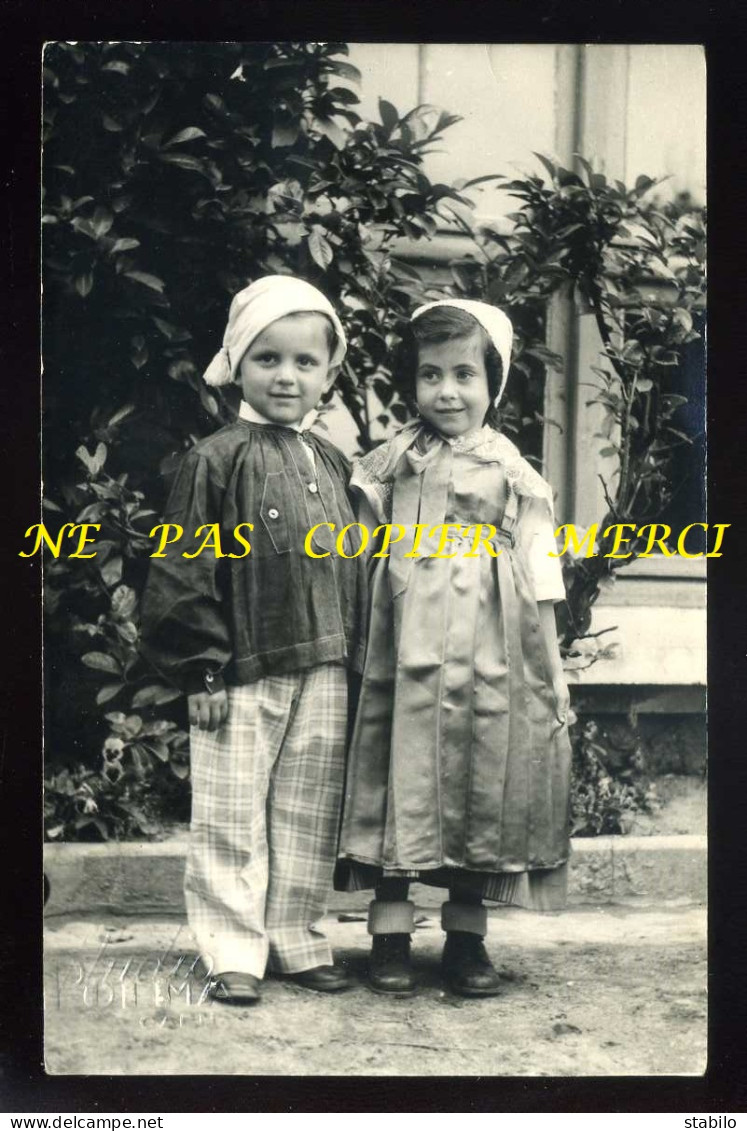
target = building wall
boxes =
[348,44,706,217]
[332,44,707,696]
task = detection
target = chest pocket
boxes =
[259,471,292,555]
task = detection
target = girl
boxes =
[336,299,571,997]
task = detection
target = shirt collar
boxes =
[239,399,317,433]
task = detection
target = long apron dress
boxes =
[336,423,572,910]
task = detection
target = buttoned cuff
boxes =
[183,669,226,696]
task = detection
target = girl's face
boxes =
[238,313,336,426]
[415,331,491,438]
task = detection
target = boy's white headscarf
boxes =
[411,298,513,405]
[203,275,347,387]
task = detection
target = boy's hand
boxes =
[188,690,228,731]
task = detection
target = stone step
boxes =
[44,833,706,919]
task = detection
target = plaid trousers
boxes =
[185,663,348,977]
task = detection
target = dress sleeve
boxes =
[350,446,393,525]
[139,449,232,695]
[518,495,567,604]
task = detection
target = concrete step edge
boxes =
[43,834,706,916]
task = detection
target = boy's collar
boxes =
[239,399,317,433]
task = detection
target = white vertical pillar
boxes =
[544,45,631,527]
[543,45,583,523]
[572,46,630,527]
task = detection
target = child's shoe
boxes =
[285,964,352,992]
[367,898,417,995]
[441,932,501,997]
[369,933,417,996]
[440,901,501,997]
[207,971,261,1005]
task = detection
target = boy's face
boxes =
[237,313,337,426]
[415,331,491,437]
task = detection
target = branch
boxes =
[574,624,618,641]
[598,474,617,519]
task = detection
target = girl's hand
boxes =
[552,676,570,726]
[537,600,570,726]
[188,689,229,731]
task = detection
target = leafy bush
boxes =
[42,41,476,838]
[43,43,704,840]
[570,719,660,837]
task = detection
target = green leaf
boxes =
[96,683,125,705]
[122,714,143,738]
[76,441,106,476]
[199,387,219,417]
[313,117,347,150]
[130,335,148,370]
[101,555,123,587]
[117,621,139,645]
[152,316,191,342]
[132,684,181,708]
[163,126,207,147]
[533,153,557,181]
[82,651,120,674]
[74,272,94,297]
[102,60,130,75]
[110,237,140,254]
[124,270,165,293]
[271,120,300,148]
[92,206,113,237]
[378,98,399,135]
[159,153,208,174]
[325,59,362,85]
[130,744,150,778]
[573,154,595,183]
[142,739,171,762]
[389,259,422,282]
[673,309,693,333]
[460,174,505,189]
[308,229,334,270]
[74,816,109,839]
[71,216,98,240]
[106,404,135,429]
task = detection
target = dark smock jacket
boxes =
[140,420,367,696]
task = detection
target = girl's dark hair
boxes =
[395,306,504,429]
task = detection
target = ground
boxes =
[44,902,706,1077]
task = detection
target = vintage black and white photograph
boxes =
[40,41,707,1077]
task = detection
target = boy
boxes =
[141,276,367,1004]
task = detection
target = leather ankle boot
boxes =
[441,931,501,997]
[369,933,417,996]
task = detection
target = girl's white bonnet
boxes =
[411,298,513,404]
